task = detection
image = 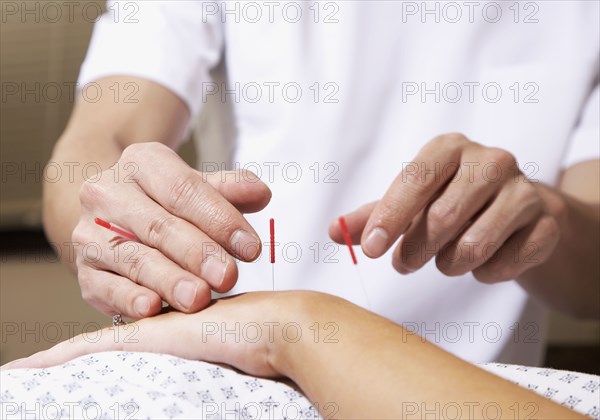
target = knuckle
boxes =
[79,277,113,315]
[122,142,171,163]
[539,215,560,237]
[515,182,536,199]
[544,190,568,221]
[120,143,139,160]
[78,179,105,206]
[78,269,96,302]
[80,287,93,305]
[445,132,468,145]
[432,132,468,149]
[167,174,202,213]
[428,200,460,232]
[145,141,169,153]
[72,223,97,267]
[127,249,153,282]
[78,272,90,295]
[75,250,90,270]
[121,142,145,161]
[104,281,120,309]
[455,236,482,266]
[145,215,177,248]
[534,216,560,250]
[517,185,543,213]
[460,232,479,249]
[71,221,88,244]
[486,147,517,169]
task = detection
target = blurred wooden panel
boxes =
[0,2,200,361]
[1,1,101,228]
[1,1,198,229]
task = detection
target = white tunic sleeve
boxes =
[77,1,224,118]
[562,83,600,169]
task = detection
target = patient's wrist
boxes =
[265,292,313,378]
[268,291,350,381]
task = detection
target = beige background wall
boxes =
[1,1,598,364]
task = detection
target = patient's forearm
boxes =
[274,295,582,419]
[6,292,588,419]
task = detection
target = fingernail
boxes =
[174,280,198,310]
[201,256,228,288]
[364,227,389,257]
[134,295,150,316]
[230,229,260,260]
[1,358,26,370]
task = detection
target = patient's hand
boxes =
[2,291,329,377]
[4,291,583,420]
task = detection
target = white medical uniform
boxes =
[78,1,599,365]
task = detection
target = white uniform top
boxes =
[78,1,599,365]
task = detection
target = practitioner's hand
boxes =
[330,133,565,283]
[73,142,271,319]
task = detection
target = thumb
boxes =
[329,201,378,245]
[203,169,272,213]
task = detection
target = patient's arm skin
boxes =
[4,292,582,419]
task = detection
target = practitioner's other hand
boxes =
[330,133,565,283]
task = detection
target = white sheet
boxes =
[481,363,599,419]
[0,352,320,419]
[1,352,598,419]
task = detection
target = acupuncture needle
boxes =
[95,217,138,241]
[97,216,277,293]
[270,218,276,291]
[338,216,371,309]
